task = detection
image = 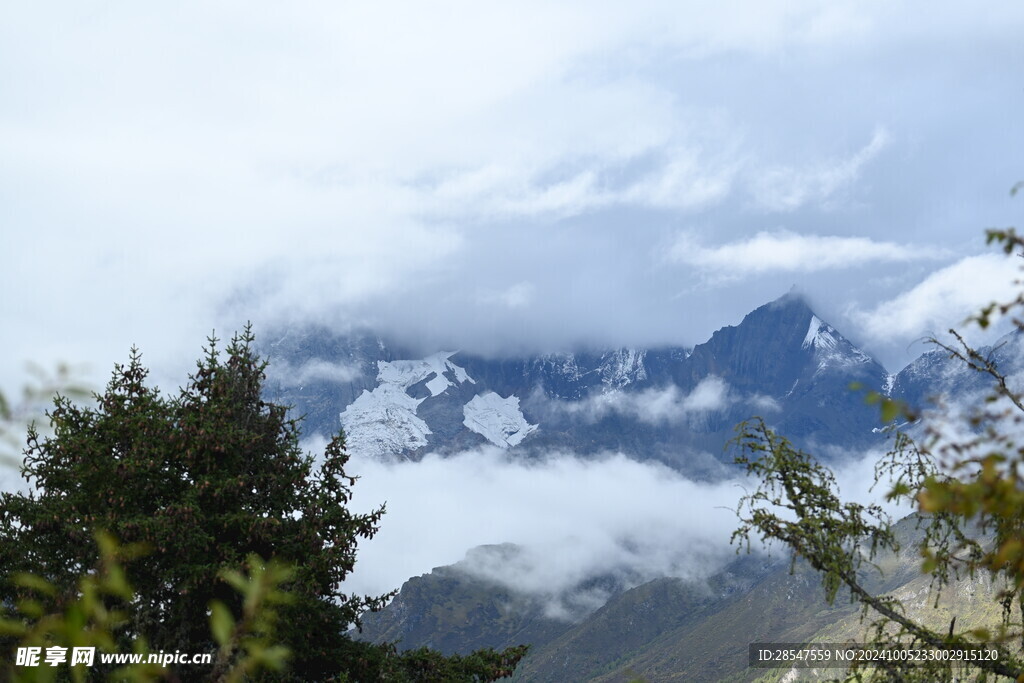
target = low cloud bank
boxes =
[338,447,746,619]
[265,358,361,387]
[327,433,921,622]
[540,376,777,426]
[669,224,946,280]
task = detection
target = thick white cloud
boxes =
[749,394,782,413]
[3,2,1024,637]
[851,254,1022,342]
[2,0,1023,388]
[338,448,745,611]
[333,440,914,618]
[547,376,730,424]
[265,359,361,388]
[669,230,947,279]
[681,376,729,412]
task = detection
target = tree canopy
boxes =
[0,327,526,681]
[733,228,1024,681]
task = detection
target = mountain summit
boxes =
[688,293,875,393]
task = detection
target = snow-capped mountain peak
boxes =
[266,291,902,471]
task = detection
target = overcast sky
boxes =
[4,2,1020,611]
[3,1,1024,390]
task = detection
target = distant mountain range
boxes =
[356,517,1002,682]
[265,291,1020,476]
[260,292,1022,681]
[264,292,947,478]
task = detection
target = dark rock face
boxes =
[685,294,818,394]
[353,545,577,656]
[682,293,889,452]
[300,303,1024,681]
[261,293,896,476]
[357,517,947,682]
[261,325,393,439]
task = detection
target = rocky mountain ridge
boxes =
[358,517,1008,682]
[264,292,911,477]
[259,292,1024,681]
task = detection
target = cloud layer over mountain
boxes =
[3,2,1024,392]
[335,443,910,615]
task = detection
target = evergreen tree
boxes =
[0,327,525,680]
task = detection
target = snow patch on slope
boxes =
[802,315,836,351]
[463,393,538,448]
[599,349,647,389]
[341,383,431,459]
[376,352,475,398]
[341,354,475,459]
[802,314,871,373]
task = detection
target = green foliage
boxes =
[733,228,1024,681]
[0,326,390,678]
[1,534,294,682]
[851,382,914,426]
[732,419,897,607]
[209,555,295,682]
[0,532,160,682]
[0,327,526,680]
